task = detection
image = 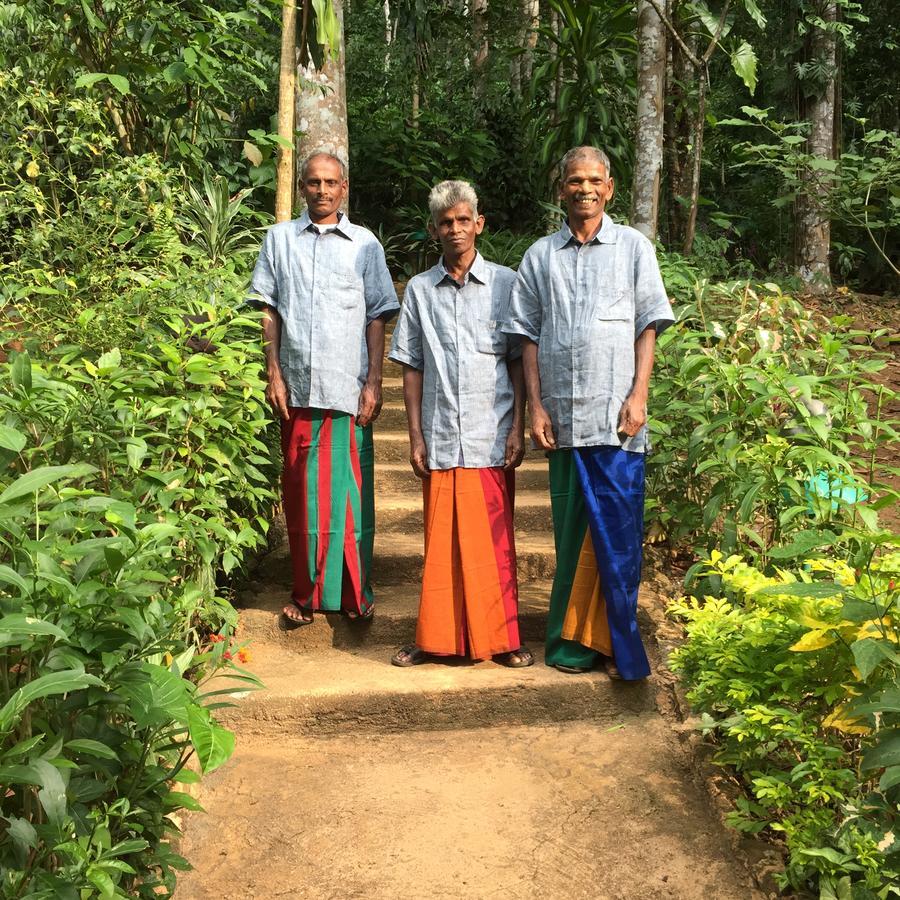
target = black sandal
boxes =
[281,604,314,630]
[553,662,591,674]
[496,647,535,668]
[391,645,429,667]
[344,605,375,621]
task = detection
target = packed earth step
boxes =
[256,530,559,585]
[209,640,657,736]
[176,722,761,900]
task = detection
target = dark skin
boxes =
[265,154,388,624]
[523,156,657,453]
[394,200,531,668]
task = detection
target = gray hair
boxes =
[557,146,612,183]
[300,149,348,181]
[428,179,479,223]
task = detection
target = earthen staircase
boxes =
[176,315,760,899]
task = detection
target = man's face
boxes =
[559,158,615,226]
[429,201,484,259]
[300,155,347,223]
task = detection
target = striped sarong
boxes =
[545,447,650,681]
[416,467,520,660]
[281,408,375,615]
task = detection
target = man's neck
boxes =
[442,247,477,282]
[309,211,340,225]
[568,213,604,244]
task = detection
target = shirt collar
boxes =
[297,210,354,240]
[432,251,487,287]
[553,212,618,249]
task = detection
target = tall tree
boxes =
[632,0,666,239]
[276,0,297,222]
[795,1,837,289]
[296,0,349,200]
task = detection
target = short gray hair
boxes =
[300,149,348,181]
[557,146,612,183]
[428,179,479,223]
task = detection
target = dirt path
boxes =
[175,323,763,900]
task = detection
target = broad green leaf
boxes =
[0,425,26,453]
[96,348,121,371]
[731,41,758,95]
[163,790,205,811]
[0,464,97,504]
[767,529,839,559]
[0,668,104,734]
[862,728,900,770]
[86,864,116,898]
[851,638,892,681]
[146,663,191,717]
[126,437,148,470]
[10,351,31,393]
[32,759,67,826]
[740,0,766,28]
[106,74,130,96]
[878,765,900,792]
[74,72,108,89]
[65,739,118,760]
[0,614,67,641]
[188,705,235,773]
[0,564,28,593]
[754,582,844,599]
[4,816,37,852]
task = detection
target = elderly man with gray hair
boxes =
[502,145,674,681]
[250,150,399,629]
[388,180,533,668]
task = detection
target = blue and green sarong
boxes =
[545,446,651,681]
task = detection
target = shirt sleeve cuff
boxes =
[500,321,539,343]
[387,348,423,370]
[367,298,401,324]
[635,308,675,338]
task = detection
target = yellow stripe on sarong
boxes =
[560,530,613,655]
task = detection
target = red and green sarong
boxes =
[281,407,375,615]
[415,467,520,660]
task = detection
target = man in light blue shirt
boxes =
[249,151,399,628]
[388,180,532,668]
[503,146,674,680]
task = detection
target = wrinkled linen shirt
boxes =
[249,212,400,416]
[389,253,520,470]
[502,214,674,453]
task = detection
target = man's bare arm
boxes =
[522,339,556,450]
[262,307,290,421]
[504,356,526,468]
[402,364,429,478]
[618,326,657,437]
[358,316,386,427]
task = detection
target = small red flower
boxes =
[223,650,233,660]
[890,580,896,591]
[209,633,225,643]
[237,648,251,664]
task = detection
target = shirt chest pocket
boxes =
[475,319,506,355]
[594,279,633,322]
[326,269,365,309]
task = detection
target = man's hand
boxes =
[504,429,526,470]
[409,433,430,479]
[356,381,383,427]
[265,368,291,421]
[530,405,557,450]
[617,391,647,438]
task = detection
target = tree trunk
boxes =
[511,0,539,97]
[682,69,706,255]
[275,0,297,223]
[796,1,837,289]
[665,31,695,248]
[296,0,349,207]
[472,0,489,97]
[632,0,666,240]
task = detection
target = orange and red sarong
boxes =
[415,467,521,660]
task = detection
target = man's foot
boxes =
[495,647,534,668]
[344,605,375,621]
[391,645,430,667]
[553,662,592,674]
[281,604,314,630]
[600,655,622,680]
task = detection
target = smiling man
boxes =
[249,150,399,628]
[387,180,532,668]
[502,146,674,681]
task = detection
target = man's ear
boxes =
[427,220,438,240]
[474,214,485,236]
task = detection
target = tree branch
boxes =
[702,0,732,63]
[645,0,701,68]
